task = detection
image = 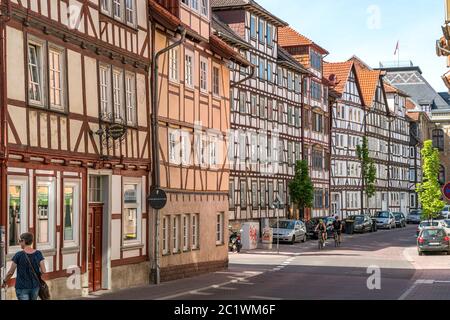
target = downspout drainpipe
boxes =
[151,25,186,285]
[231,65,255,88]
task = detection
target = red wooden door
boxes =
[88,204,103,292]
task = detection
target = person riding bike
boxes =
[315,219,327,247]
[332,216,343,245]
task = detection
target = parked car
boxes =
[416,220,447,237]
[374,211,396,229]
[393,212,406,228]
[442,220,450,235]
[407,210,422,224]
[346,215,373,233]
[271,220,307,244]
[417,227,450,256]
[441,205,450,219]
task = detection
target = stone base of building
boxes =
[160,259,228,283]
[111,261,150,291]
[4,275,85,300]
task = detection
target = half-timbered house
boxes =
[149,0,250,282]
[324,61,366,218]
[279,26,331,219]
[350,57,392,214]
[383,82,411,214]
[405,98,432,210]
[211,0,309,232]
[2,0,151,299]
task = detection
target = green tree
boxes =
[289,160,314,220]
[416,140,446,220]
[356,136,377,214]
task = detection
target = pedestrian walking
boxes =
[1,232,48,300]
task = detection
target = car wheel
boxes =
[291,236,296,245]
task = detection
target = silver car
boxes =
[271,220,307,244]
[374,211,396,229]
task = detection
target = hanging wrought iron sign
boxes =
[91,113,128,150]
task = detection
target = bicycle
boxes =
[334,231,341,247]
[318,231,325,250]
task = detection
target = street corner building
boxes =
[0,0,152,298]
[149,0,250,282]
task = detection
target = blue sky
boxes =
[258,0,448,92]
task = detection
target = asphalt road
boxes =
[86,225,450,300]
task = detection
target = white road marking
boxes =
[249,296,282,300]
[398,279,434,300]
[189,291,213,296]
[156,272,262,300]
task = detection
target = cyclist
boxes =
[315,219,327,247]
[332,216,343,245]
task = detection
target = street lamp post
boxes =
[272,197,282,255]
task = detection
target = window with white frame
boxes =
[216,212,224,245]
[250,15,257,39]
[258,18,265,43]
[185,52,194,87]
[191,214,199,250]
[182,214,189,251]
[200,0,209,17]
[48,47,65,110]
[181,131,191,166]
[28,40,45,106]
[28,38,68,111]
[123,182,141,244]
[7,177,28,250]
[162,215,169,255]
[99,65,112,120]
[125,73,136,126]
[169,129,180,165]
[113,68,125,122]
[113,0,122,19]
[63,180,80,246]
[200,58,208,92]
[101,0,110,13]
[210,136,217,167]
[191,0,198,11]
[102,0,136,26]
[100,64,137,125]
[169,46,179,81]
[36,178,56,249]
[125,0,136,25]
[172,215,180,253]
[213,66,220,95]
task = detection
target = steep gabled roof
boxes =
[323,61,354,96]
[211,0,288,27]
[355,67,381,107]
[278,26,329,55]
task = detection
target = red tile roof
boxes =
[323,61,354,96]
[278,27,329,54]
[355,67,381,107]
[406,98,417,110]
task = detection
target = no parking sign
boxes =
[444,182,450,200]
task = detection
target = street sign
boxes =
[443,182,450,200]
[148,188,167,210]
